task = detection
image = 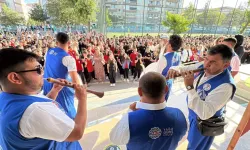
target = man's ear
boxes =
[7,73,22,85]
[138,87,143,97]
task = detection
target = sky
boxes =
[24,0,38,3]
[183,0,249,9]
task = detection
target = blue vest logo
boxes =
[105,145,121,150]
[203,83,211,91]
[149,127,162,139]
[163,128,173,136]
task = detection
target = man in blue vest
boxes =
[157,35,182,100]
[43,32,82,119]
[168,44,236,150]
[110,72,188,150]
[0,48,87,149]
[223,37,241,78]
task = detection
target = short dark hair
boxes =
[235,34,244,48]
[223,37,237,48]
[169,35,183,51]
[139,72,166,99]
[56,32,69,44]
[0,48,39,82]
[207,44,233,62]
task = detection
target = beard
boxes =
[22,76,43,93]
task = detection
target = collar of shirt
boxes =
[198,70,224,85]
[136,101,167,110]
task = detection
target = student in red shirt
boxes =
[68,46,77,59]
[129,46,138,76]
[86,54,95,83]
[75,54,86,84]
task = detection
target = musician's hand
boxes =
[167,69,180,79]
[52,78,68,92]
[181,71,194,87]
[74,84,87,101]
[129,102,138,111]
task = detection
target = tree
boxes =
[182,2,196,23]
[26,18,40,26]
[162,12,191,34]
[223,9,245,27]
[0,4,24,26]
[106,9,112,27]
[240,11,250,34]
[196,9,225,26]
[29,4,48,22]
[46,0,97,29]
[240,0,250,34]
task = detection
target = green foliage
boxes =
[162,11,191,34]
[182,3,196,23]
[222,9,245,27]
[240,10,250,34]
[46,0,98,26]
[29,4,47,22]
[26,18,40,26]
[196,9,225,26]
[240,0,250,34]
[0,4,25,26]
[106,9,112,27]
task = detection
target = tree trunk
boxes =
[240,21,250,34]
[88,21,91,32]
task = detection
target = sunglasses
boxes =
[15,65,44,75]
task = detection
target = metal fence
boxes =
[97,0,250,35]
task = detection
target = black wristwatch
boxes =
[186,85,194,91]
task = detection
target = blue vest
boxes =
[43,47,76,119]
[189,66,236,119]
[187,65,236,150]
[0,92,81,150]
[227,52,237,72]
[127,107,187,150]
[161,52,181,100]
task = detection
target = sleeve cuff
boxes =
[187,89,197,102]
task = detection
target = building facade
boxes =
[99,0,183,34]
[0,0,29,19]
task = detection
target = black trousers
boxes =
[131,66,135,76]
[109,70,116,84]
[77,71,86,84]
[134,69,142,79]
[104,64,109,77]
[87,71,95,83]
[124,68,129,79]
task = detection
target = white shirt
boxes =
[181,49,188,62]
[230,54,240,72]
[62,56,77,72]
[44,51,77,72]
[109,101,189,145]
[170,62,234,120]
[19,94,75,142]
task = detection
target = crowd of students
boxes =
[1,31,249,87]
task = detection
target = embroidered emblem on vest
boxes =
[49,50,54,55]
[149,127,162,139]
[197,89,207,100]
[203,83,211,91]
[163,128,173,136]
